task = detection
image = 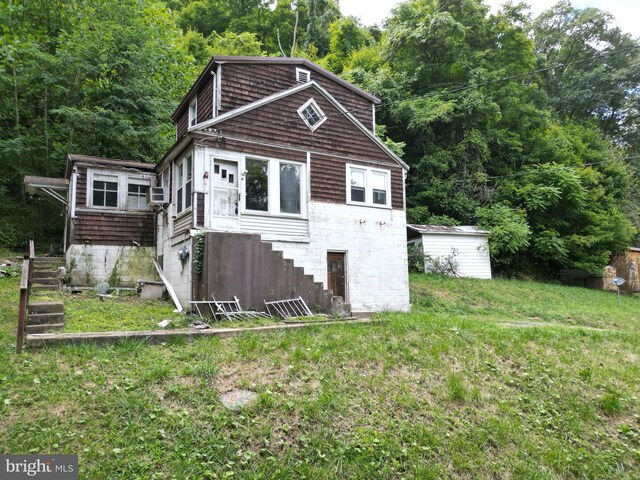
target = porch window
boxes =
[346,164,391,208]
[127,183,149,210]
[175,154,192,215]
[243,157,306,217]
[92,177,118,208]
[279,163,301,214]
[88,170,152,210]
[246,158,269,212]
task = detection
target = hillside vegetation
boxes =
[1,273,638,478]
[2,0,640,277]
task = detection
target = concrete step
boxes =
[28,301,64,314]
[26,323,64,334]
[33,257,65,266]
[32,277,59,286]
[351,311,373,319]
[27,312,64,325]
[32,285,59,291]
[33,270,60,279]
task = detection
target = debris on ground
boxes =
[220,389,258,409]
[157,319,171,328]
[190,320,210,330]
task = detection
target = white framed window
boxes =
[297,98,326,132]
[189,98,197,127]
[175,154,193,215]
[346,164,391,208]
[87,170,151,210]
[91,174,119,208]
[296,67,311,83]
[243,156,306,217]
[127,182,149,210]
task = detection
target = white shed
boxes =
[407,225,492,279]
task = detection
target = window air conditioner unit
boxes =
[146,187,168,206]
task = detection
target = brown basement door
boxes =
[327,252,346,299]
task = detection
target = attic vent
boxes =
[297,98,327,132]
[296,67,311,83]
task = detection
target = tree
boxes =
[0,0,197,248]
[531,1,640,143]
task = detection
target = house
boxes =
[25,56,411,315]
[407,225,492,279]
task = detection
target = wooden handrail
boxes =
[16,257,31,354]
[16,240,36,353]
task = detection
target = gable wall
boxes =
[198,76,215,123]
[219,63,375,131]
[175,62,376,139]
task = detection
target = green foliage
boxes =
[476,204,531,265]
[208,31,263,56]
[192,231,205,275]
[407,242,425,273]
[370,0,639,277]
[0,0,197,247]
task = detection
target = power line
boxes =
[204,45,640,132]
[453,155,640,180]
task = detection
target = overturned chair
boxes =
[191,296,271,321]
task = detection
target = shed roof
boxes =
[407,225,490,236]
[66,154,155,177]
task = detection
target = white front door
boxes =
[211,159,239,230]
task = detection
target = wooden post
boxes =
[16,258,30,354]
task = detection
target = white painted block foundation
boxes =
[66,245,158,287]
[271,202,410,313]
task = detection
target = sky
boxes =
[338,0,640,39]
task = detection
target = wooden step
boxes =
[32,277,59,286]
[27,312,64,325]
[28,301,64,314]
[26,323,64,334]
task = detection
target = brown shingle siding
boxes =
[198,76,214,122]
[218,63,374,131]
[70,211,154,246]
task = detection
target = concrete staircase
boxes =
[31,257,65,291]
[27,256,65,333]
[26,301,64,333]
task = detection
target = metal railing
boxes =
[16,240,34,354]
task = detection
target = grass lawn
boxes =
[28,289,288,332]
[1,271,639,479]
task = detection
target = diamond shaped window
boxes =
[297,99,327,131]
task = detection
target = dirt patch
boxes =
[214,360,286,393]
[51,401,79,418]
